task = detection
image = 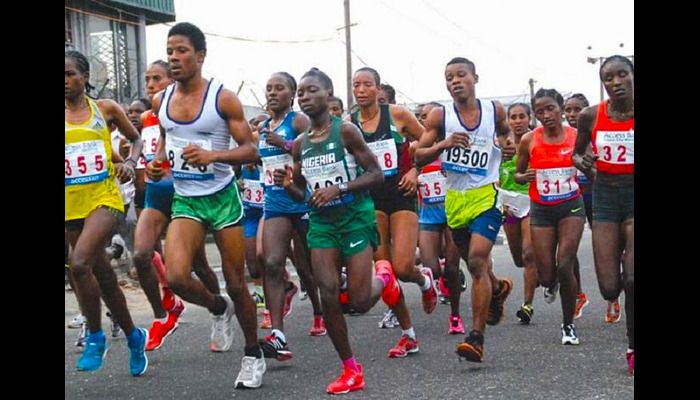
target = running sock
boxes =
[154,315,168,324]
[245,344,263,358]
[126,328,143,347]
[402,327,416,340]
[255,285,263,294]
[212,295,227,316]
[272,329,286,342]
[88,329,105,342]
[420,271,432,292]
[342,356,359,373]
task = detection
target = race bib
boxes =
[262,154,294,188]
[65,140,109,186]
[303,160,353,208]
[366,139,398,177]
[536,167,579,202]
[166,136,214,181]
[499,188,531,218]
[139,125,161,169]
[242,179,264,208]
[596,130,634,165]
[441,136,490,176]
[418,171,447,204]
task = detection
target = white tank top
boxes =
[441,99,502,190]
[159,78,235,196]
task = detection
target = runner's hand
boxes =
[272,167,292,188]
[441,132,470,149]
[116,162,134,183]
[146,160,164,181]
[501,137,516,161]
[183,145,213,168]
[310,186,340,208]
[398,167,418,197]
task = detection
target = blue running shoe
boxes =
[77,333,107,371]
[128,328,149,376]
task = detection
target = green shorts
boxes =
[307,195,379,257]
[171,180,244,231]
[308,224,379,258]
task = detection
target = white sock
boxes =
[402,327,416,339]
[155,315,168,323]
[420,271,432,292]
[255,285,263,294]
[272,329,286,342]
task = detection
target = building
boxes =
[65,0,176,104]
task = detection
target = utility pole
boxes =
[344,0,353,111]
[528,78,536,103]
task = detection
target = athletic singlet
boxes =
[65,97,124,220]
[499,154,529,194]
[301,116,361,212]
[258,111,309,214]
[158,78,235,197]
[351,104,411,187]
[142,108,174,188]
[441,100,502,191]
[528,126,580,205]
[591,100,634,174]
[241,165,264,210]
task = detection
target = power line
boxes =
[335,34,417,103]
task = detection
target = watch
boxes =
[338,182,349,194]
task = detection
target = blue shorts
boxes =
[144,181,175,218]
[449,207,502,245]
[419,203,447,225]
[243,207,263,238]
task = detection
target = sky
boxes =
[146,0,634,109]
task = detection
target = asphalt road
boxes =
[65,226,634,399]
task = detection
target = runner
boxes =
[514,88,586,346]
[257,71,325,361]
[573,55,634,374]
[416,102,464,333]
[350,67,437,357]
[499,102,538,324]
[65,49,148,376]
[145,22,265,388]
[329,96,345,118]
[273,67,399,394]
[415,57,514,362]
[565,93,621,322]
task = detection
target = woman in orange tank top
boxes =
[573,55,635,375]
[515,88,586,347]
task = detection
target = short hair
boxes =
[446,57,476,75]
[168,22,206,52]
[149,59,171,77]
[565,93,589,108]
[533,88,564,108]
[272,71,298,94]
[329,96,344,111]
[507,102,532,117]
[600,55,634,80]
[133,97,152,110]
[354,67,380,85]
[380,84,396,104]
[301,68,334,94]
[65,50,95,93]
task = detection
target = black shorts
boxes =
[370,178,416,216]
[593,179,634,223]
[530,196,585,227]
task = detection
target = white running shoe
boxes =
[235,355,266,389]
[561,323,580,345]
[210,295,235,352]
[68,314,86,329]
[543,282,559,304]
